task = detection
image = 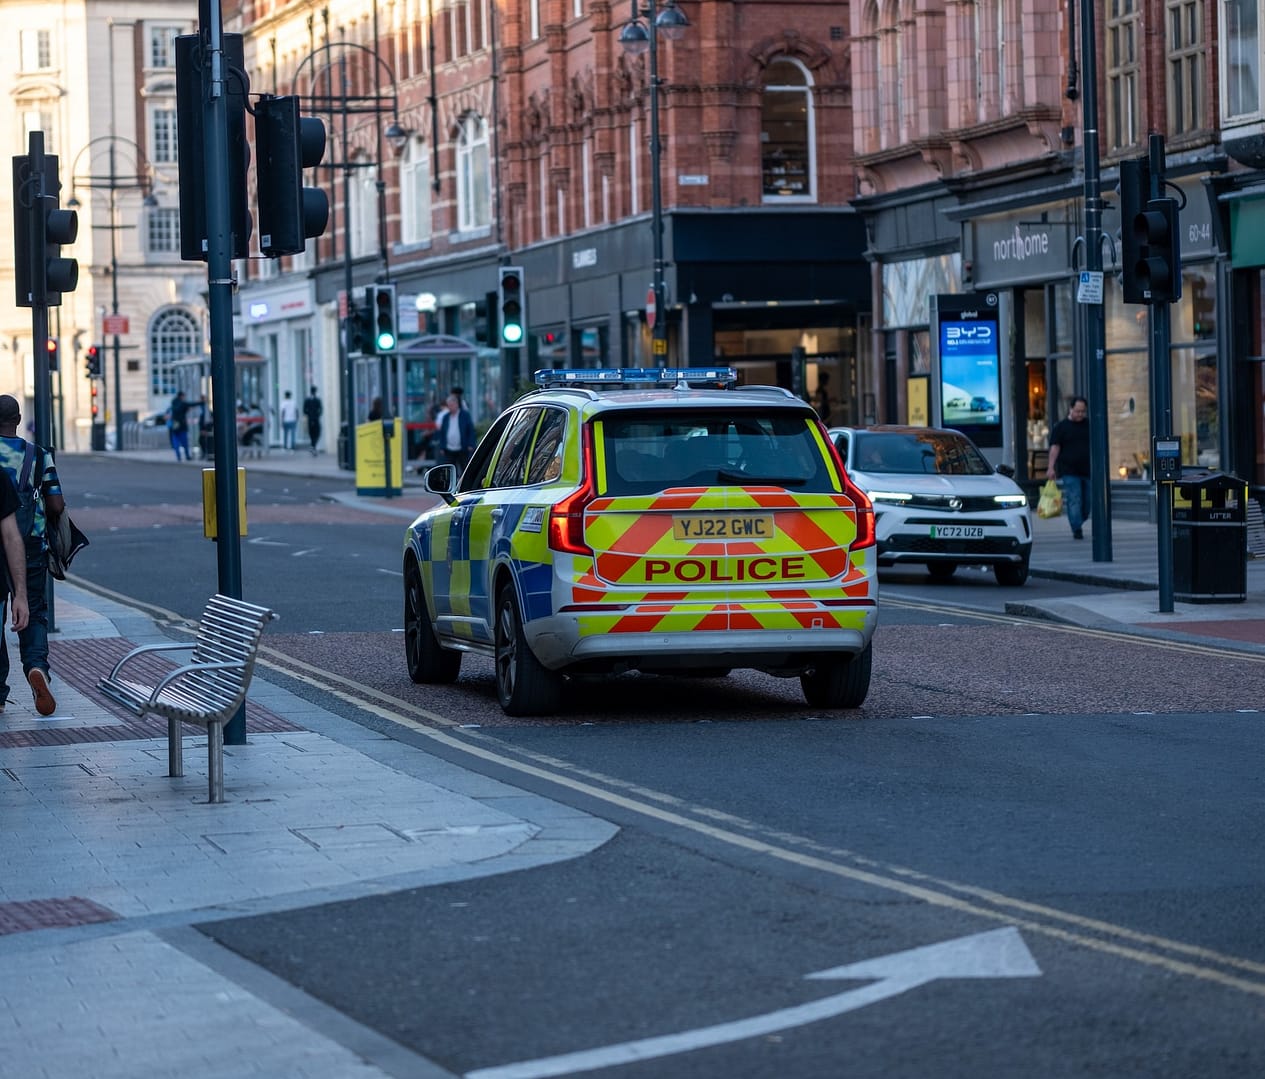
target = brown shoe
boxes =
[28,669,55,716]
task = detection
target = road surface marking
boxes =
[466,929,1039,1079]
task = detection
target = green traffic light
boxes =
[502,323,524,345]
[376,330,396,351]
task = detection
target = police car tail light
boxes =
[822,426,875,550]
[548,425,596,555]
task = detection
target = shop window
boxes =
[1167,0,1205,134]
[761,59,815,202]
[1106,0,1140,150]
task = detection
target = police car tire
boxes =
[800,644,872,709]
[405,563,461,684]
[494,585,563,716]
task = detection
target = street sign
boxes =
[1076,270,1103,305]
[102,314,129,335]
[646,287,656,330]
[652,338,668,356]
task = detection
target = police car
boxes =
[403,368,878,716]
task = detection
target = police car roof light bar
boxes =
[534,367,738,388]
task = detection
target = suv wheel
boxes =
[405,562,461,683]
[926,562,957,581]
[495,584,563,716]
[800,644,872,709]
[994,557,1030,587]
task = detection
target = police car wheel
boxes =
[405,562,461,684]
[494,584,563,716]
[800,644,872,709]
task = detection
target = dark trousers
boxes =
[1,542,49,704]
[441,448,472,471]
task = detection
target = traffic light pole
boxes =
[1148,134,1175,614]
[196,0,246,744]
[1078,0,1112,562]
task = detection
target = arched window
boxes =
[456,114,491,231]
[761,58,815,202]
[149,307,200,398]
[400,136,432,244]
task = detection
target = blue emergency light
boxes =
[533,367,738,388]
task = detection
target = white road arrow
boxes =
[465,927,1040,1079]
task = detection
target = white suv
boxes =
[829,425,1033,586]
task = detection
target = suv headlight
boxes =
[867,491,913,505]
[993,494,1029,507]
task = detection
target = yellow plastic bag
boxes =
[1037,479,1063,519]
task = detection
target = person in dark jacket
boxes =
[436,393,476,471]
[303,387,323,455]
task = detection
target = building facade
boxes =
[1,1,206,452]
[848,0,1264,509]
[231,0,873,460]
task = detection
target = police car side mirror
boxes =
[996,463,1016,478]
[423,463,458,503]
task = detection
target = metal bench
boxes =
[98,595,278,803]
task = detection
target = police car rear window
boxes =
[599,410,836,495]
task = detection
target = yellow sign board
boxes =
[652,339,668,356]
[907,376,929,427]
[355,417,405,497]
[202,467,247,539]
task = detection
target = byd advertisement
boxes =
[939,319,1001,429]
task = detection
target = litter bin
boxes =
[1171,469,1248,603]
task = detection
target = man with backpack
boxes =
[0,395,61,715]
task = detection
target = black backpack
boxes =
[13,443,40,539]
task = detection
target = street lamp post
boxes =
[67,137,158,453]
[294,34,407,471]
[620,0,689,363]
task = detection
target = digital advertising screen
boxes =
[939,319,1001,428]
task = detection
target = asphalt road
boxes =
[59,455,1265,1077]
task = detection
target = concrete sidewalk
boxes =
[0,581,615,1079]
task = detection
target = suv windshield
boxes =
[599,409,837,495]
[853,430,994,476]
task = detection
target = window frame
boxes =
[1220,0,1262,122]
[1106,0,1141,151]
[400,137,433,245]
[760,58,817,204]
[456,114,492,233]
[1166,0,1205,134]
[146,207,181,254]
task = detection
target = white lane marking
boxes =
[465,929,1040,1079]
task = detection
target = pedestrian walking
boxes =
[0,395,55,714]
[303,386,323,455]
[1047,395,1091,540]
[279,391,299,451]
[169,391,192,461]
[437,393,476,471]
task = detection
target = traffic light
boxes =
[1117,157,1150,304]
[370,284,397,353]
[255,94,329,257]
[84,344,101,379]
[349,300,374,355]
[1132,197,1182,305]
[175,32,250,261]
[499,266,525,348]
[13,147,78,307]
[90,381,99,420]
[46,337,58,373]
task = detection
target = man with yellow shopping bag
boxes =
[1046,396,1090,539]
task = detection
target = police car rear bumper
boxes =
[527,615,877,671]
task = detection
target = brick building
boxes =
[231,0,872,458]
